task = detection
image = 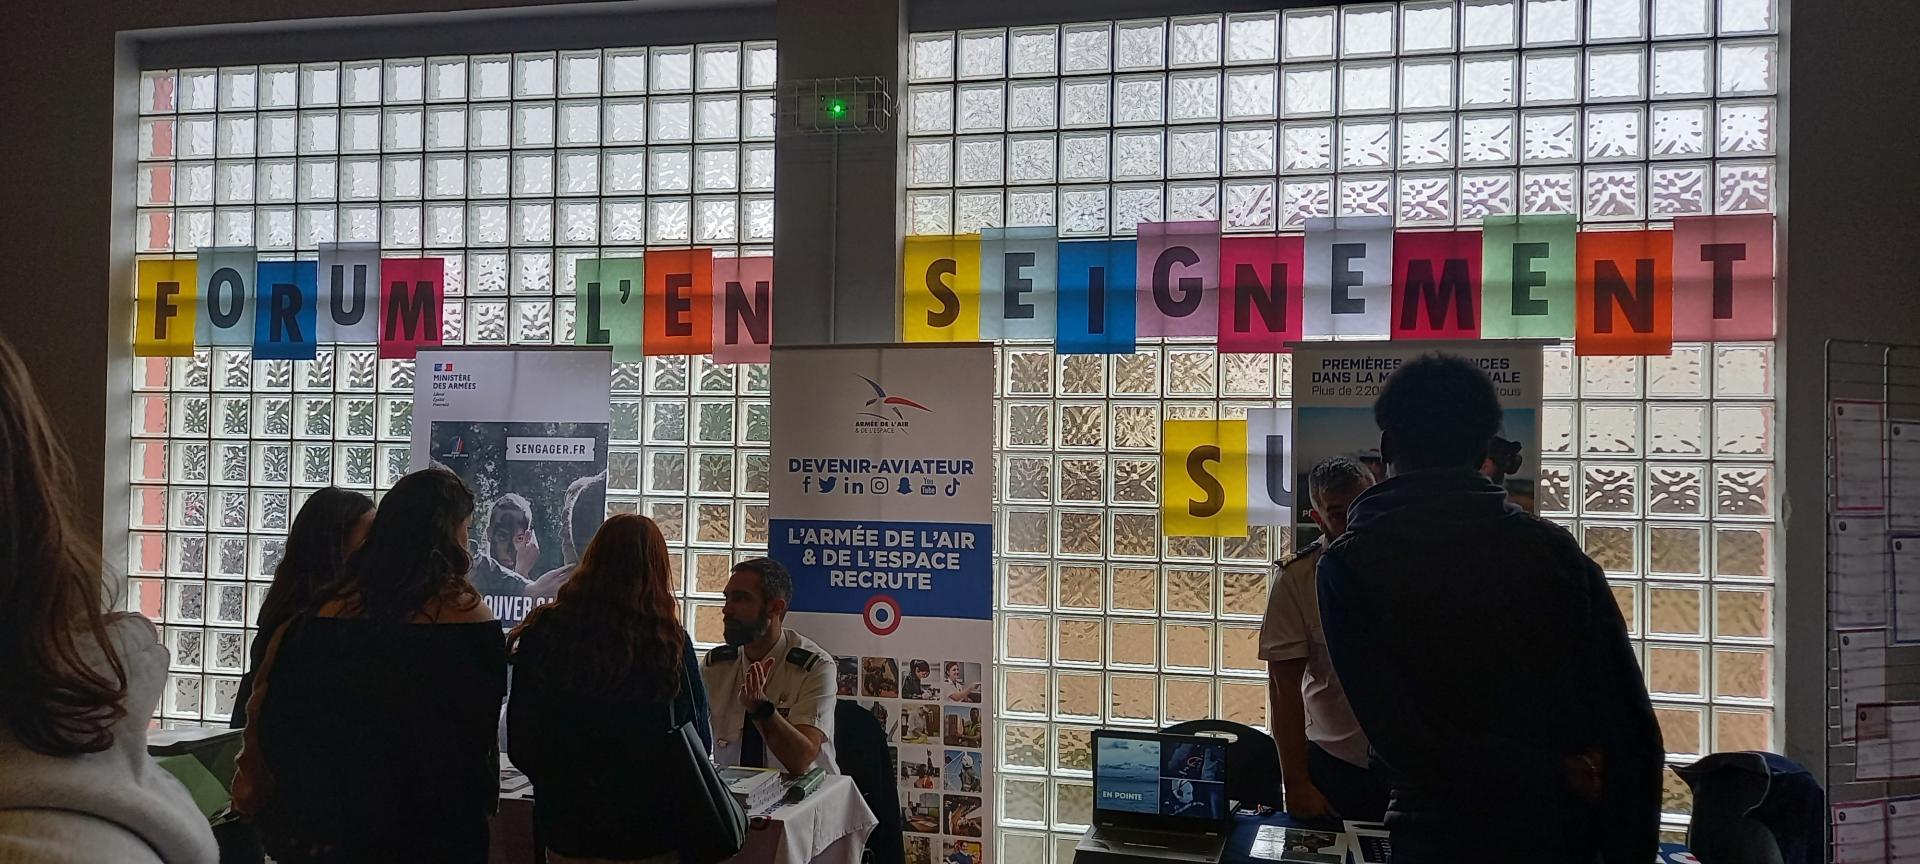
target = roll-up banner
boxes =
[1290,341,1545,546]
[410,348,614,629]
[770,345,994,864]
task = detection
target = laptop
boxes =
[1076,730,1232,863]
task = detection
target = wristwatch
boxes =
[748,699,777,722]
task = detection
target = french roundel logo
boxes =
[864,595,902,636]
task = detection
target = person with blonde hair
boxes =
[0,334,218,863]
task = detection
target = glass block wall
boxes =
[902,1,1779,858]
[127,43,778,723]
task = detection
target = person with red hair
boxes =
[506,513,711,864]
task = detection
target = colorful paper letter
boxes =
[379,258,444,359]
[197,247,257,346]
[1056,240,1137,355]
[1393,230,1482,340]
[253,261,318,361]
[713,256,773,365]
[980,228,1058,341]
[903,235,981,342]
[1245,408,1293,527]
[1304,217,1393,339]
[576,256,646,361]
[1136,221,1222,338]
[1481,216,1576,339]
[136,259,197,357]
[1672,214,1776,341]
[317,243,380,344]
[1218,236,1305,354]
[645,249,714,356]
[1163,419,1249,537]
[1577,230,1674,356]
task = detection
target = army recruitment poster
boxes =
[411,348,613,628]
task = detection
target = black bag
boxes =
[663,685,747,864]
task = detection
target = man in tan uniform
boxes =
[1260,455,1389,821]
[703,558,839,775]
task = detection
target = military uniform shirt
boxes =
[1259,540,1371,768]
[702,628,839,774]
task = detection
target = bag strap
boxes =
[230,615,304,815]
[671,656,694,733]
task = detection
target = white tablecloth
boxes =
[727,774,878,864]
[493,759,874,864]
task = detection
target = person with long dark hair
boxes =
[0,335,217,862]
[506,513,711,864]
[229,487,374,728]
[238,468,507,864]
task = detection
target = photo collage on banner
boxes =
[411,349,614,629]
[1290,342,1545,546]
[769,346,995,864]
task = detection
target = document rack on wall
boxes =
[1825,340,1920,816]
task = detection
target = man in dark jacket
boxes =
[1316,353,1664,863]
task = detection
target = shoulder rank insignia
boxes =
[1278,538,1323,570]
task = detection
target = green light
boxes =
[825,97,849,120]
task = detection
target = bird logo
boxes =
[857,376,933,421]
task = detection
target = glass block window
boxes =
[128,42,778,724]
[908,1,1778,852]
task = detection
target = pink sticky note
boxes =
[711,256,772,364]
[1135,221,1222,337]
[1672,214,1775,341]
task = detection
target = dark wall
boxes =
[1779,0,1920,778]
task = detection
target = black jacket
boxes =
[506,629,712,860]
[835,699,905,864]
[1316,468,1663,863]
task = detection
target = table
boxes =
[491,759,877,864]
[729,775,877,864]
[1074,810,1699,864]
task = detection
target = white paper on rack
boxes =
[1836,799,1890,864]
[1898,704,1920,780]
[1843,629,1891,741]
[1858,703,1895,781]
[1893,422,1920,531]
[1836,517,1893,629]
[1835,400,1888,513]
[1897,536,1920,645]
[1857,703,1920,782]
[1889,796,1920,864]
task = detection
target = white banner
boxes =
[771,345,995,864]
[1292,341,1544,543]
[412,349,613,627]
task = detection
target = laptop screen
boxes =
[1092,730,1230,829]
